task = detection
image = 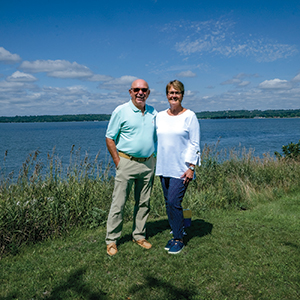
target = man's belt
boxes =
[118,151,152,162]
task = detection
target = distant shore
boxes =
[1,109,300,123]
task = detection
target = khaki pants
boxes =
[106,155,156,244]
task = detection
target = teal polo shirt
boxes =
[106,100,157,158]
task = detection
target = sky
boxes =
[0,0,300,116]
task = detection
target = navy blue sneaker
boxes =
[170,229,187,236]
[164,239,175,250]
[168,241,184,254]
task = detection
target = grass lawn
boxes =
[1,192,299,300]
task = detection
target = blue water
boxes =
[0,118,299,178]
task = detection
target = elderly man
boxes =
[105,79,157,256]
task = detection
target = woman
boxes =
[156,80,200,254]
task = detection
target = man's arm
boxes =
[106,137,120,167]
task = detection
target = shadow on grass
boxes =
[184,218,213,243]
[129,275,198,300]
[282,241,299,250]
[0,268,107,300]
[46,267,107,300]
[118,218,213,246]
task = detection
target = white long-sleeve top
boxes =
[155,109,201,179]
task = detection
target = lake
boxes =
[0,118,299,178]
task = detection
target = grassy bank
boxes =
[1,192,299,299]
[1,145,300,257]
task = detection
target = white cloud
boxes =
[221,78,241,85]
[176,70,196,78]
[184,90,196,96]
[292,73,300,82]
[48,69,93,79]
[98,75,138,91]
[171,18,298,62]
[0,47,21,63]
[0,80,27,90]
[88,74,114,82]
[20,59,93,79]
[42,85,89,95]
[258,79,292,89]
[238,81,251,87]
[6,71,38,82]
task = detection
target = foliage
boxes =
[196,109,300,119]
[275,140,300,160]
[0,114,111,123]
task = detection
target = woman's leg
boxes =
[167,177,188,241]
[159,176,172,228]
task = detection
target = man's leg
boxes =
[132,156,155,241]
[106,157,133,244]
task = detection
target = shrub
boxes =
[275,140,300,160]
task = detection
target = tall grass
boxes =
[0,147,115,256]
[1,144,300,257]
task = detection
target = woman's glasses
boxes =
[168,91,182,95]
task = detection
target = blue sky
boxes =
[1,0,300,116]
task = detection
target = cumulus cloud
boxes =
[0,47,21,63]
[88,74,114,82]
[221,73,257,87]
[176,70,196,78]
[221,78,250,87]
[6,71,38,82]
[0,80,27,90]
[20,59,94,79]
[43,85,89,95]
[258,79,292,89]
[184,90,196,96]
[221,78,241,85]
[292,73,300,82]
[98,75,138,91]
[238,81,250,87]
[169,18,298,62]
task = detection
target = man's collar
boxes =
[129,99,147,112]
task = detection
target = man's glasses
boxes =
[131,88,148,93]
[168,91,182,96]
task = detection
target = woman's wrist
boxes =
[188,165,195,171]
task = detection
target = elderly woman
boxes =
[156,80,200,254]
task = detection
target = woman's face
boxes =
[167,86,183,108]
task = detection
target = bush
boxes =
[275,140,300,160]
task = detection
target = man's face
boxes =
[129,79,150,111]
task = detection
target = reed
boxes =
[1,143,300,256]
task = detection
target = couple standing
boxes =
[105,79,200,256]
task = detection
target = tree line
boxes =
[1,109,300,123]
[195,109,300,119]
[0,114,111,123]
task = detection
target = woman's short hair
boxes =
[166,80,184,96]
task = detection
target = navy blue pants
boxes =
[160,176,189,240]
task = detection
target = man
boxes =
[105,79,157,256]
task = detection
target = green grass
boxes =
[1,144,300,298]
[1,192,299,299]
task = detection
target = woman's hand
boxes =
[181,168,194,184]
